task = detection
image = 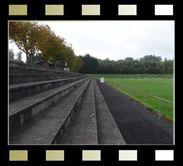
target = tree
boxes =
[140,54,162,62]
[163,58,173,73]
[97,59,108,74]
[65,45,77,70]
[48,35,65,68]
[9,49,15,61]
[79,54,99,74]
[36,25,53,67]
[79,54,173,74]
[74,56,84,72]
[125,57,134,61]
[16,51,23,62]
[27,54,43,64]
[9,22,41,65]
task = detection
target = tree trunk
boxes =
[44,60,48,67]
[26,52,29,64]
[31,55,33,65]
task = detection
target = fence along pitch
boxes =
[106,81,173,120]
[107,81,173,104]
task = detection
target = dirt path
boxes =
[96,80,173,144]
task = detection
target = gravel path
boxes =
[96,80,173,144]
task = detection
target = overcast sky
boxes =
[9,21,174,61]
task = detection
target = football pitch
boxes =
[88,74,174,122]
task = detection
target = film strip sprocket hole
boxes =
[8,149,175,162]
[8,4,174,16]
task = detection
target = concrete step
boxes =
[9,78,91,144]
[94,80,126,144]
[9,61,61,75]
[9,77,83,102]
[9,61,84,76]
[9,74,85,84]
[9,77,89,136]
[9,74,65,84]
[9,61,86,84]
[60,79,98,145]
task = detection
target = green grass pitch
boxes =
[88,74,174,122]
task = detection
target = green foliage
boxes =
[140,54,162,62]
[80,54,173,74]
[9,21,173,73]
[9,21,83,71]
[9,22,41,65]
[79,54,99,74]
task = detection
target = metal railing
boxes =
[114,76,173,79]
[106,81,174,120]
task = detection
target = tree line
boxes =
[9,22,83,71]
[78,54,173,74]
[9,22,173,74]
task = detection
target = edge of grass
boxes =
[106,82,173,122]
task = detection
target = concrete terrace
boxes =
[9,61,125,145]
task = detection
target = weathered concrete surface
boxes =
[60,79,98,145]
[9,74,65,84]
[9,78,88,136]
[94,80,126,144]
[9,78,91,145]
[9,61,86,84]
[9,77,82,102]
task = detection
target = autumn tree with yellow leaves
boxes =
[9,21,83,71]
[9,22,40,65]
